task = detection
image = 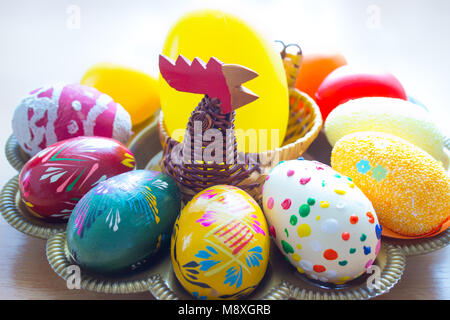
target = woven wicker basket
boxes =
[158,88,322,203]
[158,41,321,203]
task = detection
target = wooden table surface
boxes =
[0,0,449,300]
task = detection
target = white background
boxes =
[0,0,449,198]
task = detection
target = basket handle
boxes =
[275,40,303,88]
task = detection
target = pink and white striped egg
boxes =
[12,83,132,156]
[262,159,382,285]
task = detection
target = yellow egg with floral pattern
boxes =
[171,185,270,300]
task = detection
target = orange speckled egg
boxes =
[331,132,450,237]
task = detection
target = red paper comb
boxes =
[159,54,259,114]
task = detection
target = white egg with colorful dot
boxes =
[262,159,382,285]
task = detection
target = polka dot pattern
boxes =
[290,215,298,226]
[375,224,382,239]
[300,177,311,185]
[350,215,359,224]
[338,260,348,266]
[267,197,274,209]
[336,200,346,209]
[269,226,276,238]
[324,249,338,260]
[320,201,330,208]
[309,240,322,252]
[299,260,313,272]
[299,204,310,217]
[282,240,294,254]
[341,232,350,241]
[321,219,339,234]
[297,224,311,238]
[281,198,292,210]
[313,265,326,273]
[366,212,375,224]
[262,159,380,285]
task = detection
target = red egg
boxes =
[316,66,407,120]
[19,136,136,220]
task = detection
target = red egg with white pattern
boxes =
[19,136,135,220]
[12,83,132,157]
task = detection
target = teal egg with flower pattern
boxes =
[66,170,181,274]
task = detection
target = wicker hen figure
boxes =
[159,54,262,202]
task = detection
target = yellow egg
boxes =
[171,185,270,300]
[81,63,160,126]
[331,132,450,237]
[160,10,289,153]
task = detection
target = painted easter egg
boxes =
[12,83,132,156]
[171,185,270,300]
[19,136,135,220]
[161,9,289,153]
[295,51,347,102]
[324,97,446,162]
[316,66,407,121]
[262,159,381,285]
[67,170,181,274]
[331,132,450,237]
[81,63,160,126]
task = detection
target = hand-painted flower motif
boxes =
[66,170,180,274]
[196,189,219,200]
[194,246,221,271]
[356,159,371,174]
[245,246,264,268]
[18,136,135,220]
[371,164,388,181]
[73,172,166,237]
[196,211,217,227]
[192,292,207,300]
[249,214,266,235]
[224,265,243,289]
